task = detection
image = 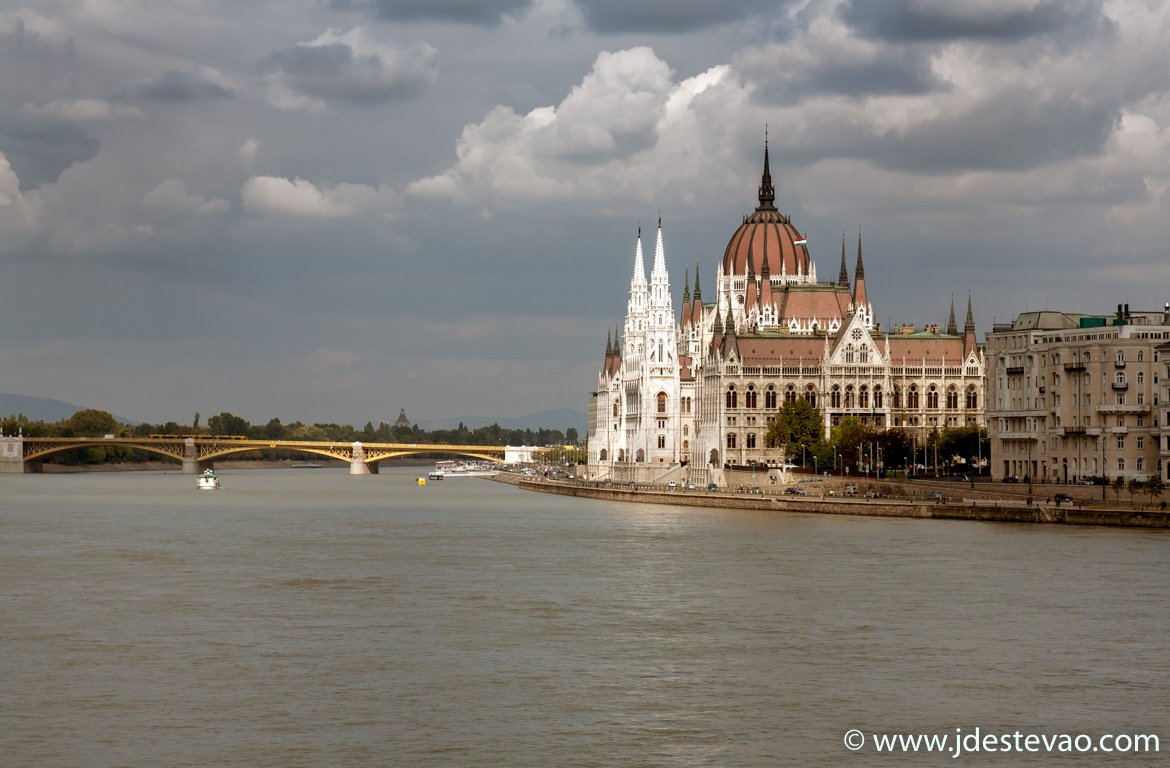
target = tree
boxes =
[937,425,985,475]
[877,429,914,474]
[63,409,120,437]
[566,427,579,444]
[1112,476,1126,505]
[830,417,871,474]
[207,412,251,436]
[765,398,823,460]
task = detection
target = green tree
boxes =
[63,409,120,437]
[207,412,251,436]
[765,398,823,461]
[830,417,872,474]
[877,429,913,474]
[937,425,986,475]
[566,427,579,444]
[1112,476,1126,505]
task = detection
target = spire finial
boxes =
[757,127,776,211]
[947,295,958,335]
[838,231,849,287]
[855,226,865,280]
[965,292,976,333]
[693,260,702,301]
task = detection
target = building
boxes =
[587,143,986,484]
[986,305,1170,484]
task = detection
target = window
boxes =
[726,386,737,409]
[1137,437,1144,449]
[1118,458,1126,471]
[746,386,758,409]
[1137,458,1145,471]
[926,386,939,409]
[657,392,667,414]
[845,386,855,409]
[831,386,841,408]
[727,433,737,449]
[874,387,883,408]
[859,386,869,409]
[785,386,797,404]
[765,387,777,408]
[1117,436,1125,450]
[908,386,920,409]
[966,387,978,409]
[747,433,757,449]
[946,387,959,409]
[805,386,817,408]
[657,435,666,449]
[613,401,620,417]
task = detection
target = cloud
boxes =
[134,68,234,101]
[242,175,398,218]
[0,117,99,189]
[0,151,41,240]
[572,0,776,33]
[841,0,1103,42]
[142,179,230,216]
[330,0,534,24]
[410,47,751,211]
[19,99,145,122]
[262,27,437,108]
[240,138,260,168]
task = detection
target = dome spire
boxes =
[757,125,776,212]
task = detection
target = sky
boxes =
[2,0,1169,427]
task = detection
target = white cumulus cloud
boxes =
[242,175,398,219]
[142,178,230,216]
[20,99,145,122]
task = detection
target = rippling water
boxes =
[2,469,1168,766]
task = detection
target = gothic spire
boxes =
[838,231,849,287]
[682,266,690,305]
[632,223,646,285]
[965,293,976,333]
[852,227,868,312]
[605,329,612,357]
[757,125,776,211]
[947,295,958,336]
[693,260,702,301]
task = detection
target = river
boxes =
[2,468,1167,766]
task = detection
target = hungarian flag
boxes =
[793,235,808,246]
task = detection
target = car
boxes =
[707,483,719,492]
[843,485,859,496]
[866,489,888,499]
[927,491,945,502]
[666,480,677,488]
[686,483,696,490]
[784,486,807,496]
[1002,476,1019,483]
[1053,492,1073,503]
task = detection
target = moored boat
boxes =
[196,469,220,490]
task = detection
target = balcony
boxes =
[1111,382,1129,390]
[1098,403,1149,414]
[1063,426,1087,435]
[1115,359,1126,368]
[1005,366,1025,375]
[1063,362,1086,371]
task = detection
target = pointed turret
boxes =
[651,214,667,281]
[838,232,849,287]
[682,267,691,306]
[963,293,978,357]
[633,224,647,285]
[852,228,868,314]
[757,126,777,212]
[947,296,958,336]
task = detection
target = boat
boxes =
[416,476,427,486]
[427,469,445,480]
[432,460,500,478]
[196,469,220,490]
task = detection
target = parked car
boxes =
[784,486,807,496]
[1053,492,1073,503]
[707,483,719,492]
[666,480,677,489]
[843,485,859,496]
[927,491,946,502]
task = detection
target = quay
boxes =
[500,474,1170,530]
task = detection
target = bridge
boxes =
[0,435,530,475]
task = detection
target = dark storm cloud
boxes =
[0,118,98,188]
[134,70,234,101]
[841,0,1103,42]
[754,50,939,100]
[330,0,533,24]
[574,0,778,33]
[263,38,436,103]
[0,18,76,63]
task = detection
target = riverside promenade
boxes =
[498,473,1170,529]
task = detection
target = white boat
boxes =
[427,470,445,480]
[196,469,220,490]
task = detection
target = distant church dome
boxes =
[721,141,811,279]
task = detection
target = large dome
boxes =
[721,145,811,278]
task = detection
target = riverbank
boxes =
[501,474,1170,529]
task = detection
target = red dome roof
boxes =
[721,143,811,278]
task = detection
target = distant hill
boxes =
[414,408,586,436]
[0,393,138,425]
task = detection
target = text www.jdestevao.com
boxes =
[843,727,1160,758]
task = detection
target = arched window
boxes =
[726,385,737,409]
[785,385,797,404]
[765,386,777,408]
[965,387,978,409]
[1117,457,1126,471]
[1116,372,1127,386]
[893,386,902,408]
[845,386,855,409]
[709,449,720,466]
[599,449,608,461]
[613,401,620,417]
[746,386,758,408]
[805,386,817,408]
[657,392,667,413]
[874,387,883,408]
[747,433,757,448]
[657,435,666,449]
[946,387,959,409]
[859,386,869,409]
[926,386,939,409]
[636,449,645,462]
[908,385,920,409]
[727,433,737,449]
[682,440,689,452]
[831,386,841,408]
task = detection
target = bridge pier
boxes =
[349,441,378,475]
[2,434,26,473]
[182,438,214,474]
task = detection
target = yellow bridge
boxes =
[5,436,526,475]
